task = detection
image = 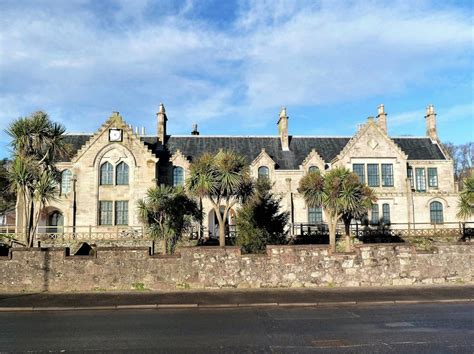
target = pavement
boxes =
[0,284,472,312]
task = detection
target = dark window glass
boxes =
[100,162,113,185]
[115,201,128,225]
[116,162,129,185]
[430,201,443,224]
[415,168,426,191]
[173,167,184,187]
[352,164,365,183]
[367,164,380,187]
[258,166,269,180]
[308,207,323,224]
[308,166,319,173]
[99,201,113,225]
[371,204,379,225]
[407,166,414,188]
[382,203,390,224]
[381,164,394,187]
[428,168,438,188]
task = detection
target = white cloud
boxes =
[0,0,471,145]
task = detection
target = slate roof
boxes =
[63,134,447,168]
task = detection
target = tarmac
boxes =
[0,284,472,312]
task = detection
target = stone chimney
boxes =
[376,104,387,133]
[191,123,199,135]
[277,107,290,151]
[425,104,438,140]
[157,103,167,144]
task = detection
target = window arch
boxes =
[258,166,269,180]
[430,201,444,224]
[116,162,129,185]
[173,166,184,187]
[308,166,319,173]
[100,162,113,185]
[60,169,72,195]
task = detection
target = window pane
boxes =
[428,168,438,187]
[308,166,319,173]
[308,207,322,224]
[173,167,184,186]
[99,201,113,225]
[371,204,379,224]
[382,203,390,224]
[115,201,128,225]
[61,169,72,195]
[352,164,365,183]
[258,166,269,180]
[100,162,113,185]
[430,201,443,224]
[415,168,426,191]
[367,164,379,187]
[381,164,394,187]
[116,162,129,185]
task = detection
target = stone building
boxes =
[16,103,466,238]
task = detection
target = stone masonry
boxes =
[0,244,472,292]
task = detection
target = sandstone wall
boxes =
[0,243,472,292]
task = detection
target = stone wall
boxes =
[0,243,472,292]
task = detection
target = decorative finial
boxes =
[159,103,165,113]
[426,104,435,115]
[279,106,287,118]
[377,104,385,115]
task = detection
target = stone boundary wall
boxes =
[0,243,472,292]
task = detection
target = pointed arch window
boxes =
[173,167,184,187]
[430,201,444,224]
[60,169,72,195]
[116,162,129,185]
[258,166,269,180]
[100,162,113,185]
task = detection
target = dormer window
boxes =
[258,166,269,180]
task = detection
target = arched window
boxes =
[308,166,319,173]
[100,162,113,185]
[382,203,390,224]
[116,162,129,185]
[173,167,184,187]
[308,206,323,224]
[60,169,72,195]
[430,201,444,224]
[258,166,269,180]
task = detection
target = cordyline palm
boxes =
[299,167,376,253]
[457,175,474,220]
[5,111,69,247]
[186,150,253,246]
[138,185,201,254]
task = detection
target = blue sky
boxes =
[0,0,472,158]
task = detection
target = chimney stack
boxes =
[277,107,290,151]
[141,127,145,135]
[425,104,438,140]
[377,104,387,133]
[191,123,199,135]
[157,103,167,144]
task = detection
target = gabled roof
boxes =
[62,134,447,168]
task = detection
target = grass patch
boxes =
[131,282,147,291]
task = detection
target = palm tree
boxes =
[457,175,474,220]
[6,111,69,246]
[298,167,376,253]
[186,150,253,246]
[137,185,202,254]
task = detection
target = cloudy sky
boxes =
[0,0,472,157]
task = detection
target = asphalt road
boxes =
[1,303,473,353]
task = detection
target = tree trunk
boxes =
[344,220,351,252]
[328,215,337,253]
[214,207,226,247]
